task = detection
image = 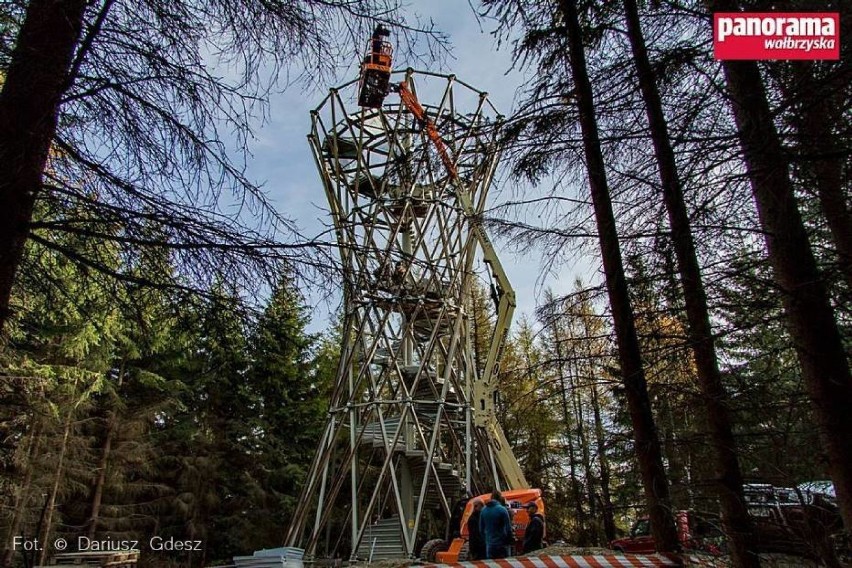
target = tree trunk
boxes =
[787,61,852,292]
[659,396,684,504]
[568,337,598,541]
[86,411,117,539]
[556,0,680,552]
[622,1,759,565]
[0,0,87,334]
[707,0,852,533]
[551,312,588,540]
[578,294,617,542]
[590,378,616,542]
[38,400,76,566]
[87,362,125,539]
[2,418,43,568]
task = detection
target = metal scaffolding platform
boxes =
[286,70,521,561]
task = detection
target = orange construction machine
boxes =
[421,489,545,563]
[357,25,393,108]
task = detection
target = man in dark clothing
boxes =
[522,502,545,554]
[449,495,469,539]
[467,499,486,560]
[479,490,513,559]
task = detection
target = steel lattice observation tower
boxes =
[284,62,530,561]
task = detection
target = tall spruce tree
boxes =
[0,0,443,335]
[240,280,332,550]
[621,0,758,563]
[705,0,852,529]
[482,0,680,549]
[558,0,680,549]
[1,221,118,567]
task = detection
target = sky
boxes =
[242,0,595,331]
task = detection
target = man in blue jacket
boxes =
[479,490,513,559]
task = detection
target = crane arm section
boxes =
[396,83,528,490]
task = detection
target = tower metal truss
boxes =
[286,70,524,560]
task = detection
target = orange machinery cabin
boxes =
[358,25,393,108]
[435,488,545,563]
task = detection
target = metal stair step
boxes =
[357,515,404,560]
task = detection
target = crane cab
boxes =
[358,25,393,108]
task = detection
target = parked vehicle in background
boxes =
[609,510,724,554]
[609,517,654,553]
[743,482,846,561]
[610,483,847,561]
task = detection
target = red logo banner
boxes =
[714,12,839,60]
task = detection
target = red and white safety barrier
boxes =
[424,553,680,568]
[423,554,732,568]
[680,555,729,568]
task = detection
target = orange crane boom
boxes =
[395,83,458,179]
[357,26,526,491]
[351,26,537,564]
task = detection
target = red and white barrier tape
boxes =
[424,553,680,568]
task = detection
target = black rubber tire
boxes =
[420,538,448,562]
[833,530,851,563]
